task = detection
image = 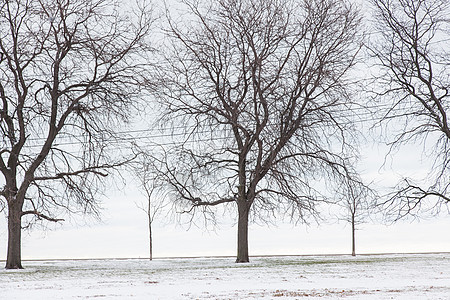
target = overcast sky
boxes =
[1,141,449,260]
[1,194,450,260]
[0,0,448,262]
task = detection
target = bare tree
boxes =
[0,0,154,269]
[133,152,167,261]
[336,180,372,256]
[149,0,364,263]
[369,0,450,219]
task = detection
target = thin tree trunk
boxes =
[6,203,23,269]
[147,199,153,261]
[351,214,356,257]
[149,220,153,261]
[236,202,249,263]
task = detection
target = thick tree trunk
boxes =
[351,214,356,257]
[6,204,23,269]
[236,202,250,263]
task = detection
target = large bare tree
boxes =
[369,0,450,219]
[150,0,364,262]
[0,0,154,268]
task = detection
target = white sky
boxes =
[0,0,449,262]
[1,141,449,260]
[1,197,449,260]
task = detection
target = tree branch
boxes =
[21,210,64,222]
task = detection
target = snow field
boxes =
[0,253,449,299]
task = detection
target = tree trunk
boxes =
[6,204,23,269]
[236,202,250,263]
[149,220,153,261]
[351,214,356,257]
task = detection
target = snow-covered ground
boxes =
[1,253,449,299]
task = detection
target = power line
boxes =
[2,102,398,154]
[21,104,392,143]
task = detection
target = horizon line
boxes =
[2,251,448,262]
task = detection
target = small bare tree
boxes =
[133,152,167,261]
[336,181,372,256]
[369,0,450,219]
[0,0,154,269]
[150,0,364,262]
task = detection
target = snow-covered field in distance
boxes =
[1,253,449,299]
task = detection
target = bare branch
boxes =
[21,210,64,222]
[369,0,450,218]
